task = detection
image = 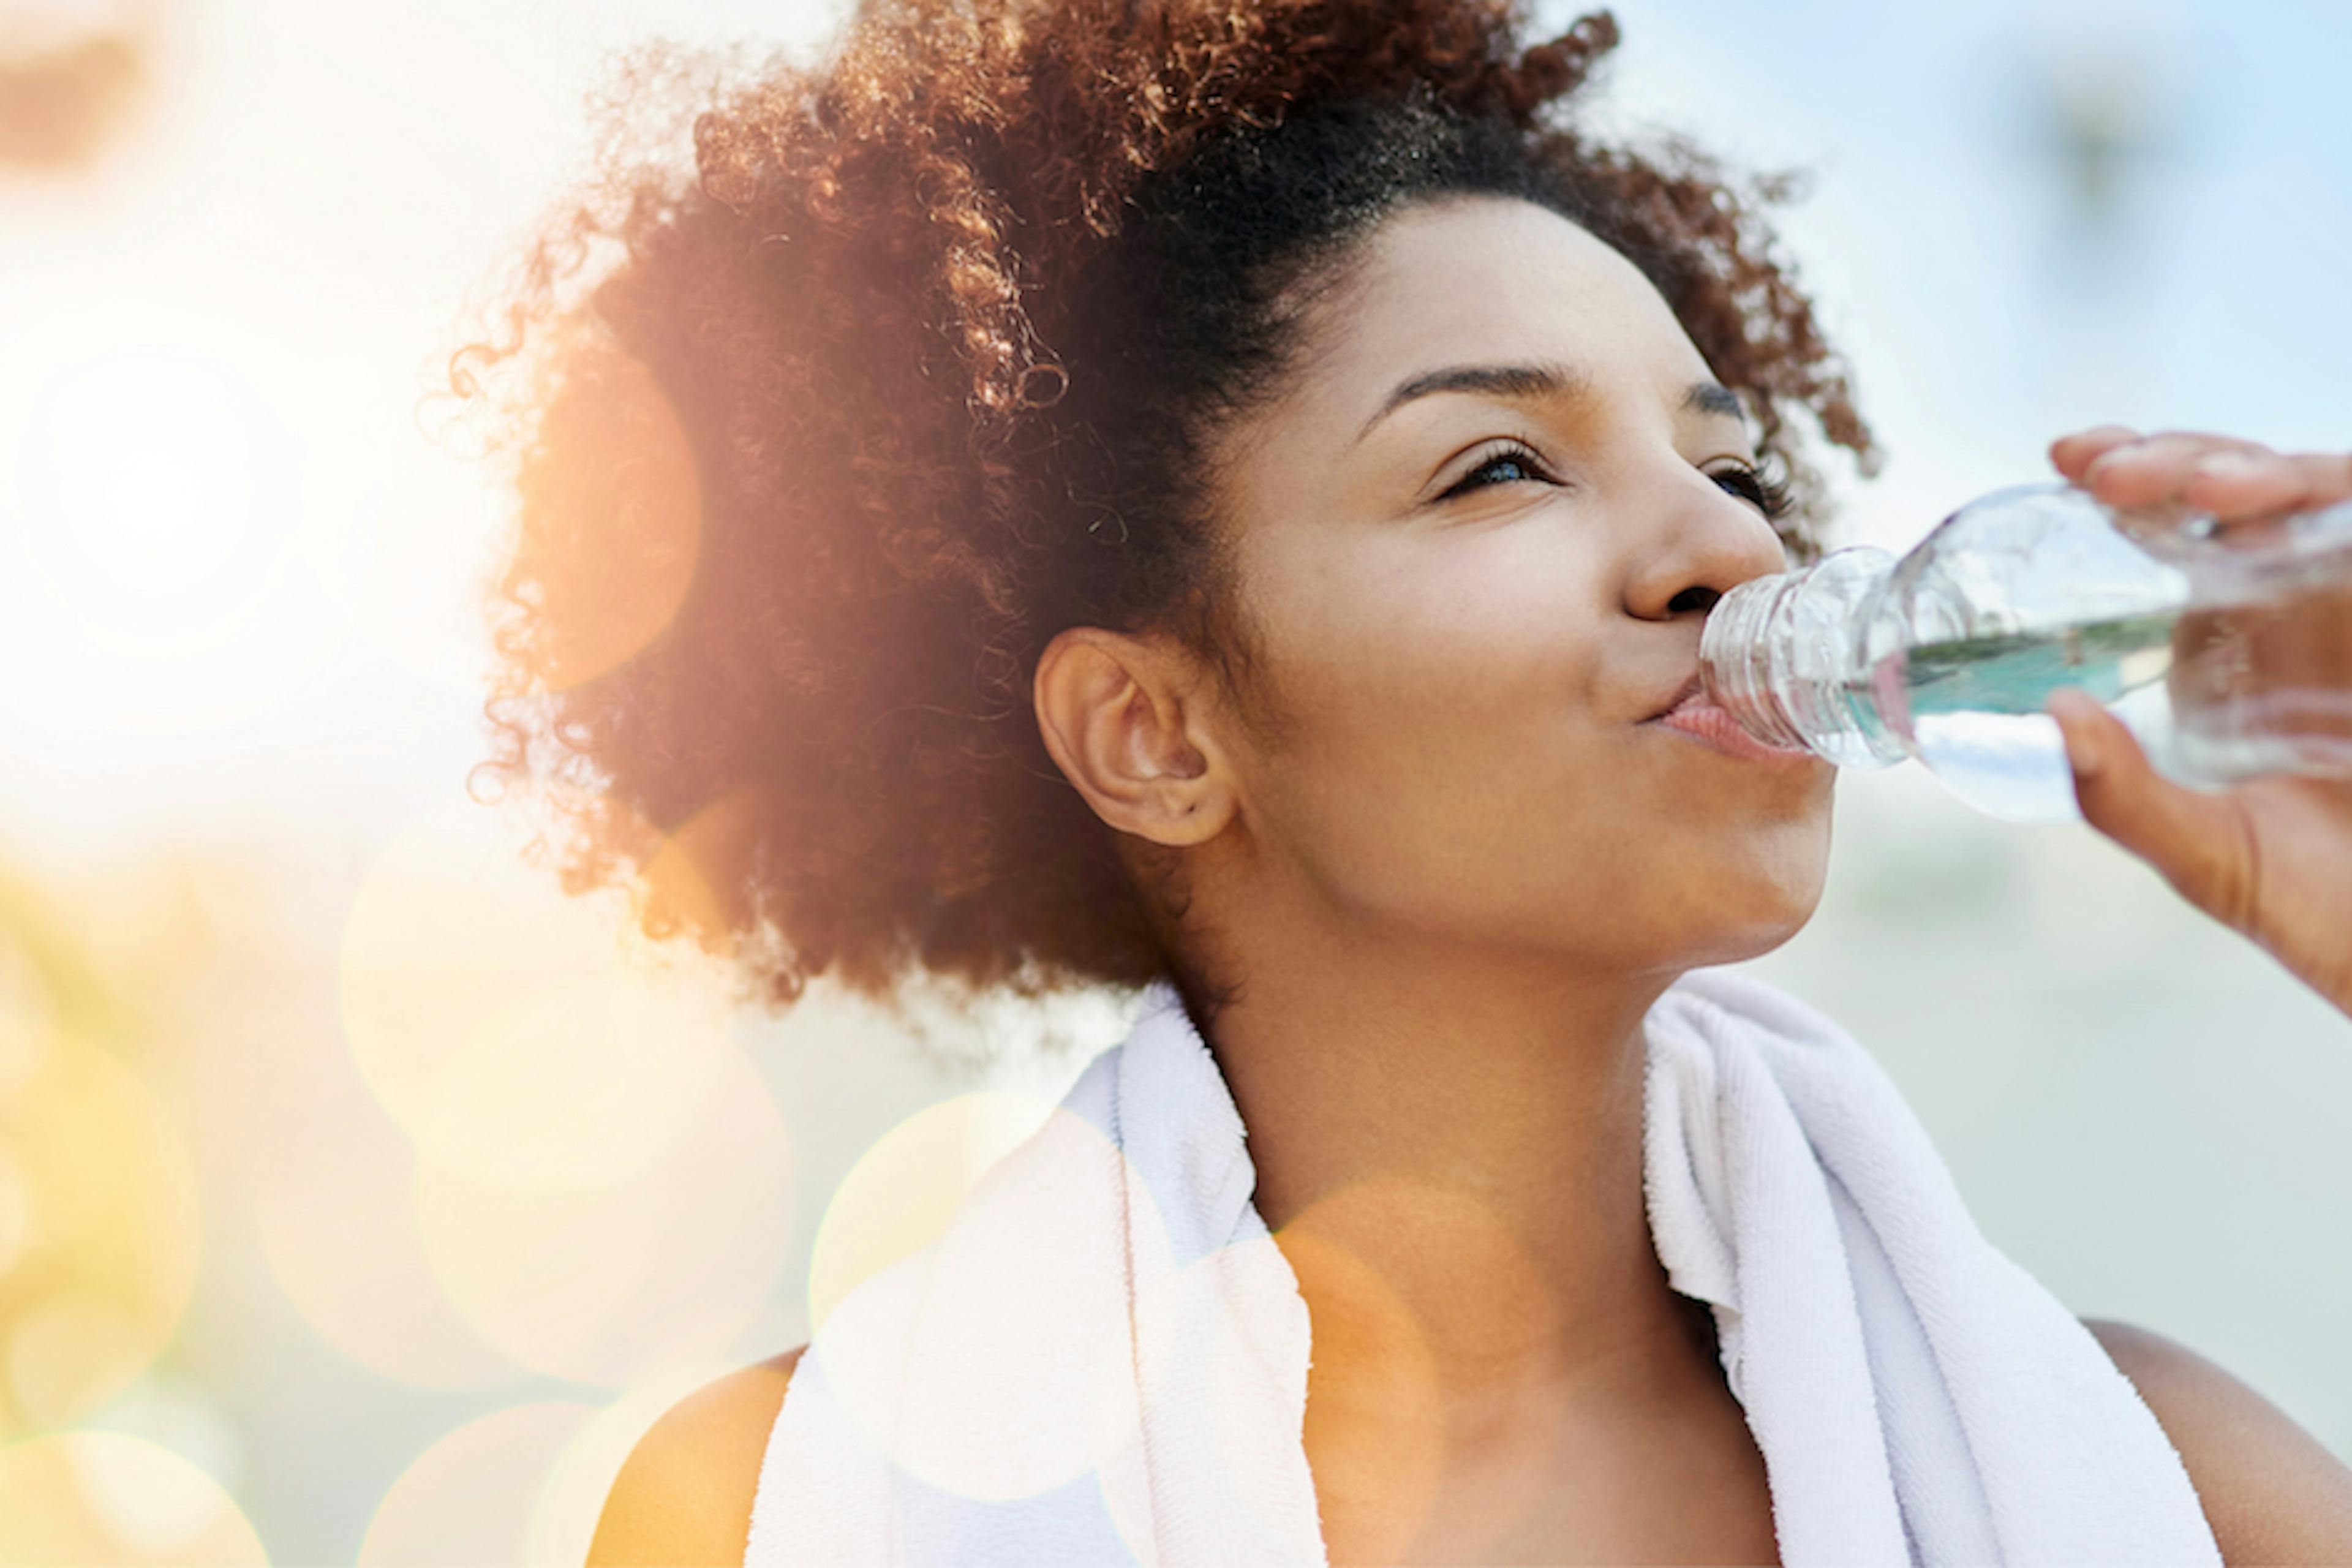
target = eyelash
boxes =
[1436,440,1795,523]
[1435,440,1556,501]
[1713,461,1795,523]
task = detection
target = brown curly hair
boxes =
[453,0,1878,1024]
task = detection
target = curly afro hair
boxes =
[453,0,1878,1025]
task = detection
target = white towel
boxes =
[746,965,2221,1566]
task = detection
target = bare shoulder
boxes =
[2081,1317,2352,1566]
[586,1344,808,1568]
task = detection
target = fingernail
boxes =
[2196,453,2258,479]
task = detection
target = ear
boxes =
[1032,626,1238,848]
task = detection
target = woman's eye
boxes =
[1709,462,1793,521]
[1437,443,1551,500]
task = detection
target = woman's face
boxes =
[1204,194,1836,973]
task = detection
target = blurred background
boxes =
[2,0,2348,1559]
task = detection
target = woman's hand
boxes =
[2041,426,2352,1018]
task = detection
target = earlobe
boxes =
[1032,626,1232,846]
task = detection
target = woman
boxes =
[458,1,2352,1561]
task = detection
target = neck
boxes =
[1193,884,1705,1412]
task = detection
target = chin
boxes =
[1706,906,1819,965]
[1579,869,1824,976]
[1650,889,1813,968]
[1676,839,1831,965]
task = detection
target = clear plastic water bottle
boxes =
[1698,482,2352,823]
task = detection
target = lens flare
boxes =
[524,1361,742,1568]
[358,1401,598,1568]
[249,1069,518,1393]
[812,1101,1145,1503]
[0,1430,265,1566]
[0,1037,199,1438]
[806,1089,1057,1336]
[1,343,308,680]
[633,786,773,962]
[1272,1180,1461,1566]
[508,331,704,693]
[338,795,735,1189]
[416,1043,794,1388]
[0,1145,34,1278]
[0,998,52,1099]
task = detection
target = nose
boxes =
[1621,469,1792,623]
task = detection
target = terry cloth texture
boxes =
[746,966,2219,1567]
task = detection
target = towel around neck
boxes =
[747,965,2220,1567]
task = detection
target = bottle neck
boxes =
[1700,548,1905,770]
[1700,573,1814,750]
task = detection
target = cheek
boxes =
[1248,623,1836,954]
[1257,577,1591,818]
[1232,530,1831,951]
[1268,530,1600,733]
[1238,547,1618,899]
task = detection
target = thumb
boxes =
[2045,688,2257,932]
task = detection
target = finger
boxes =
[2297,448,2352,504]
[2184,449,2352,521]
[2180,450,2315,518]
[2050,425,2141,481]
[2081,431,2273,510]
[2046,688,2258,933]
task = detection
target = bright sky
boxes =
[1,0,2345,867]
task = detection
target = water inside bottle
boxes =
[1869,575,2352,824]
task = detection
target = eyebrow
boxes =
[1681,381,1747,422]
[1354,360,1751,443]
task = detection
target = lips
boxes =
[1645,677,1815,763]
[1646,673,1705,723]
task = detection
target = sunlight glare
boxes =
[807,1089,1058,1337]
[0,1430,265,1566]
[0,1036,199,1438]
[524,1360,741,1567]
[812,1101,1145,1502]
[338,794,736,1189]
[358,1401,597,1568]
[249,1071,519,1392]
[416,1042,794,1388]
